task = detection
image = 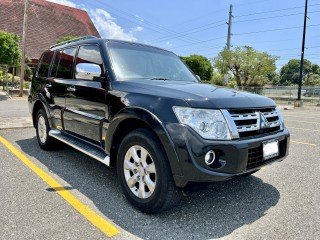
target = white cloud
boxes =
[46,1,142,41]
[130,26,143,34]
[89,8,142,41]
[46,0,76,8]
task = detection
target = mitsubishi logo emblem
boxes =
[260,113,270,129]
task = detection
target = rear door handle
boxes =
[67,85,76,92]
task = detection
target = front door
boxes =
[64,45,107,144]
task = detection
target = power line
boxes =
[233,24,320,36]
[150,21,226,43]
[233,10,320,24]
[82,0,200,44]
[173,36,226,49]
[235,3,320,18]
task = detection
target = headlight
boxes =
[173,107,231,140]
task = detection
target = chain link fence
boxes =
[239,86,320,107]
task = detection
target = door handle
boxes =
[45,83,52,88]
[67,85,76,92]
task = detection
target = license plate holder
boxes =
[263,139,279,160]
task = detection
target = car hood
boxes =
[114,80,276,109]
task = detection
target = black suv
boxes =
[29,36,290,213]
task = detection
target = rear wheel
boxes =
[117,128,182,213]
[35,108,56,150]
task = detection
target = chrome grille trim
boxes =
[222,107,283,137]
[230,112,259,120]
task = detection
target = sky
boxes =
[47,0,320,69]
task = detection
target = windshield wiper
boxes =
[149,77,169,81]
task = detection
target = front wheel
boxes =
[117,128,182,213]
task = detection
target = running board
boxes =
[49,130,110,166]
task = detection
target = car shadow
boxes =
[17,137,280,240]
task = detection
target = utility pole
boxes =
[19,0,29,97]
[297,0,308,104]
[224,4,233,84]
[226,4,233,51]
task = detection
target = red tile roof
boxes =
[0,0,100,60]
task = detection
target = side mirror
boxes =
[196,75,201,81]
[75,63,102,80]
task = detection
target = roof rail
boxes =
[50,36,99,49]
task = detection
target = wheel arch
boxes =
[31,96,52,128]
[106,107,183,176]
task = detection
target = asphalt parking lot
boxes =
[1,104,320,239]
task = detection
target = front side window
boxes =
[38,51,54,77]
[108,42,197,82]
[56,47,77,79]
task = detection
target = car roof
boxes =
[50,37,172,54]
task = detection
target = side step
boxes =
[49,130,110,166]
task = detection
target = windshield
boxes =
[108,42,198,82]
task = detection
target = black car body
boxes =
[29,36,290,213]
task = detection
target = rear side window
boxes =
[50,51,61,77]
[56,47,77,79]
[38,51,54,77]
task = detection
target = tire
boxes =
[35,108,56,150]
[117,128,182,213]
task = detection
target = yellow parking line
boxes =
[291,140,317,147]
[287,126,320,132]
[0,136,120,237]
[285,119,320,124]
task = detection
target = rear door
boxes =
[64,44,107,144]
[34,50,65,129]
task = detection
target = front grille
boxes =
[228,108,281,138]
[246,139,287,170]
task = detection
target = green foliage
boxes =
[279,59,320,86]
[0,69,21,87]
[227,80,237,88]
[0,31,21,66]
[208,71,225,86]
[0,69,4,83]
[180,54,213,81]
[213,46,278,87]
[55,36,78,44]
[266,72,280,85]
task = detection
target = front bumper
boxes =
[166,123,290,187]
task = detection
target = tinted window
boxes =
[75,45,104,79]
[108,42,197,82]
[56,47,77,79]
[50,51,61,77]
[38,51,54,77]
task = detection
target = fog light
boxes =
[205,150,216,165]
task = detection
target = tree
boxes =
[55,36,78,44]
[214,46,278,86]
[0,31,21,66]
[180,55,213,81]
[279,59,317,85]
[266,72,280,85]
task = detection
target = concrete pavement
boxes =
[0,90,33,129]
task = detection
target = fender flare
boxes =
[106,107,183,176]
[31,93,54,129]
